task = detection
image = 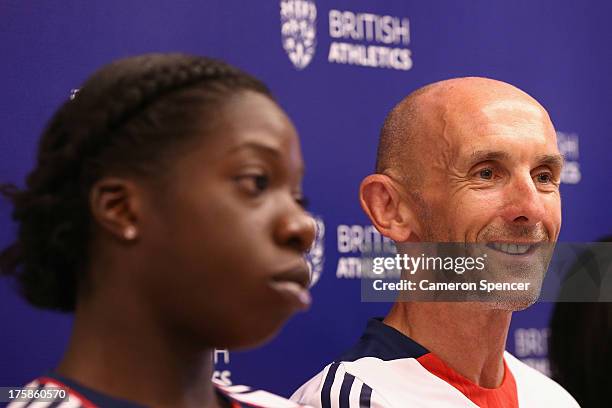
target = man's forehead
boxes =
[421,83,555,143]
[446,102,553,138]
[480,98,545,119]
[380,77,558,176]
[450,92,549,126]
[446,109,559,164]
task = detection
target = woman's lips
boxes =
[269,264,312,309]
[269,280,311,309]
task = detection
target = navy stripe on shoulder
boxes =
[40,373,146,407]
[339,373,355,408]
[321,362,340,408]
[359,383,372,408]
[337,318,429,362]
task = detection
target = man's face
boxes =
[417,96,562,243]
[411,92,562,308]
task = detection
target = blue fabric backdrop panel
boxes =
[1,0,611,398]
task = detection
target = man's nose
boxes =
[274,204,316,253]
[500,173,547,226]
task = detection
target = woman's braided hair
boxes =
[0,53,271,311]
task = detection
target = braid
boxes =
[0,53,271,311]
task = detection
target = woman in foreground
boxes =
[1,53,314,408]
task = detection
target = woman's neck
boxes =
[57,289,223,408]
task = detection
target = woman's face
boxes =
[138,91,315,349]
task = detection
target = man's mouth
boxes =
[486,242,535,255]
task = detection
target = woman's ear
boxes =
[89,177,142,242]
[359,174,420,242]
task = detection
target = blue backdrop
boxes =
[1,0,611,399]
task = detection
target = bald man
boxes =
[291,78,579,407]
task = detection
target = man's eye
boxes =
[535,172,553,184]
[478,168,494,180]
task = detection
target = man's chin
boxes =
[479,292,540,312]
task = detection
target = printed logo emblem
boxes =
[557,131,581,184]
[280,0,317,70]
[306,215,325,287]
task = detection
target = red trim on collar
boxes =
[417,353,519,408]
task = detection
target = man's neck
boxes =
[384,302,512,388]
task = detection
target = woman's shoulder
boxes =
[7,374,144,408]
[6,375,311,408]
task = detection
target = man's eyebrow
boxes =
[466,150,565,170]
[468,150,511,163]
[535,154,565,169]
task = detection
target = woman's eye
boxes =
[236,174,269,194]
[478,168,494,180]
[254,175,269,191]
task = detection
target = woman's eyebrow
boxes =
[228,142,281,158]
[227,141,305,177]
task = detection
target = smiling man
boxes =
[292,78,579,407]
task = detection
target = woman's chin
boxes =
[220,315,289,351]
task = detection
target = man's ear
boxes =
[89,177,142,242]
[359,174,420,242]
